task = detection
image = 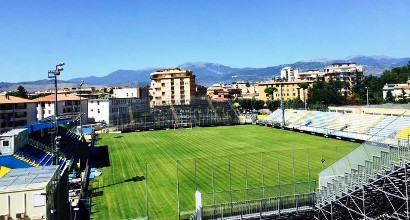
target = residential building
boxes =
[258,80,313,102]
[323,63,364,87]
[279,63,363,95]
[298,70,324,81]
[207,83,242,101]
[383,80,410,101]
[32,94,88,126]
[150,68,196,106]
[113,87,148,99]
[280,67,299,81]
[232,81,259,99]
[87,98,149,125]
[0,95,37,133]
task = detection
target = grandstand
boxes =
[190,107,410,219]
[0,115,91,220]
[260,108,410,142]
[110,98,240,132]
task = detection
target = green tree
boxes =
[307,79,345,105]
[7,85,28,98]
[265,100,280,111]
[384,90,395,103]
[251,98,265,110]
[398,89,408,104]
[264,86,277,100]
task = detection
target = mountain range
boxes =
[1,55,409,93]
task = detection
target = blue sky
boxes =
[1,0,409,82]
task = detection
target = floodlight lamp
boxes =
[57,67,64,71]
[59,62,65,66]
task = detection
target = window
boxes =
[33,194,46,207]
[97,101,100,105]
[2,140,9,146]
[97,109,100,113]
[91,109,93,112]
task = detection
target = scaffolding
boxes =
[316,141,410,219]
[108,98,240,132]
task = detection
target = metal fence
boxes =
[176,147,341,219]
[106,98,240,132]
[190,192,316,220]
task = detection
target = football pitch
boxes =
[90,125,359,219]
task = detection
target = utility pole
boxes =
[366,87,369,114]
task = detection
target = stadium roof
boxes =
[336,103,410,109]
[0,166,58,193]
[0,95,34,104]
[32,93,87,102]
[0,128,27,137]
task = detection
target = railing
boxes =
[190,192,316,220]
[317,143,409,204]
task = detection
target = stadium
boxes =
[1,98,410,220]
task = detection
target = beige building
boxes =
[385,80,410,102]
[113,87,148,99]
[0,166,68,220]
[298,70,323,81]
[328,104,410,116]
[258,80,313,102]
[323,63,364,87]
[279,63,363,95]
[32,94,88,125]
[0,95,37,133]
[150,68,196,106]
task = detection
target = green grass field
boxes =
[90,125,359,219]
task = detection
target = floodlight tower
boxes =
[279,79,285,129]
[366,86,369,113]
[48,62,65,165]
[77,80,84,136]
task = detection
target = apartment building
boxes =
[279,63,363,95]
[150,68,196,106]
[32,94,88,125]
[87,98,149,125]
[383,80,410,101]
[207,83,242,100]
[298,70,324,81]
[0,95,37,133]
[323,63,364,86]
[113,87,148,99]
[280,67,299,81]
[258,80,313,102]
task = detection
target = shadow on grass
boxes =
[91,145,110,168]
[93,175,145,190]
